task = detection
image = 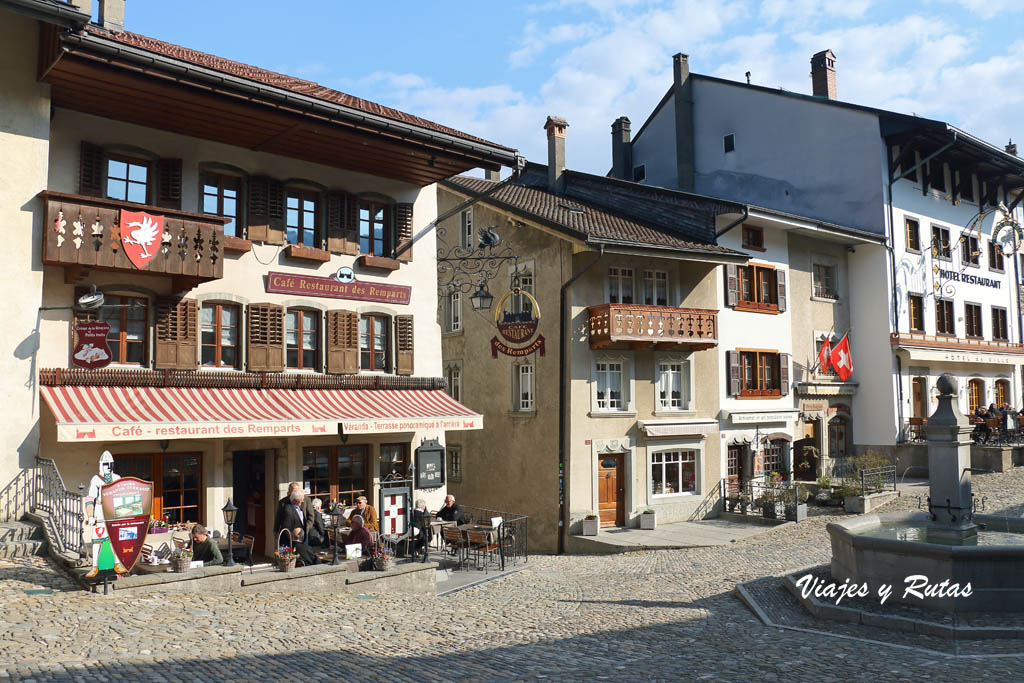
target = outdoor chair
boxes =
[139,543,154,564]
[442,526,468,569]
[466,530,499,573]
[231,532,255,565]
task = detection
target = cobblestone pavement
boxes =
[1,471,1023,681]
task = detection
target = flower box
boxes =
[582,517,599,536]
[639,511,656,530]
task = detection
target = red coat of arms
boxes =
[72,321,112,370]
[101,477,154,574]
[119,209,164,270]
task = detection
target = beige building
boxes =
[0,0,515,557]
[438,118,748,553]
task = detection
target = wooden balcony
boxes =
[39,191,226,290]
[890,332,1024,355]
[587,303,718,350]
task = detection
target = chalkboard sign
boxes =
[415,439,445,489]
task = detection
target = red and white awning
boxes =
[40,385,482,442]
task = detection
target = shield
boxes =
[100,477,154,573]
[72,321,112,370]
[119,209,164,270]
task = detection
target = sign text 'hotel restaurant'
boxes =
[265,271,412,305]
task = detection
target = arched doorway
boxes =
[995,379,1011,409]
[968,378,985,415]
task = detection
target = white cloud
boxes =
[508,21,602,68]
[942,0,1024,20]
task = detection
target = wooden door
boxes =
[727,446,744,493]
[597,454,624,527]
[911,377,926,418]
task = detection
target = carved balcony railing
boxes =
[39,191,227,287]
[587,303,718,350]
[890,332,1024,355]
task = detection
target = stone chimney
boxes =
[672,53,695,192]
[544,116,568,193]
[484,168,501,181]
[673,53,690,88]
[1007,139,1018,156]
[610,117,632,181]
[98,0,125,32]
[811,49,837,100]
[73,0,93,19]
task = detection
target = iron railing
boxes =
[0,458,85,557]
[689,483,723,521]
[722,478,804,521]
[859,466,897,496]
[460,505,528,570]
[0,466,34,524]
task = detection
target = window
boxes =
[92,295,148,365]
[960,171,975,203]
[723,133,736,153]
[932,226,951,260]
[200,303,239,368]
[447,446,462,483]
[929,161,946,193]
[285,190,318,247]
[829,417,849,459]
[905,218,920,252]
[989,241,1005,271]
[993,307,1009,341]
[908,294,925,332]
[651,450,696,496]
[286,309,319,369]
[380,444,408,478]
[632,165,646,183]
[517,364,535,411]
[642,270,669,306]
[302,446,368,507]
[961,236,980,266]
[968,378,984,415]
[360,314,389,371]
[512,269,534,317]
[445,363,461,402]
[815,338,837,377]
[936,299,955,335]
[812,263,837,299]
[201,173,240,237]
[608,267,634,304]
[737,264,778,309]
[740,351,780,396]
[595,362,624,410]
[106,156,149,204]
[742,225,764,250]
[996,379,1011,408]
[460,209,473,249]
[359,201,390,257]
[965,303,983,338]
[762,439,785,476]
[113,453,202,524]
[657,361,690,410]
[449,291,462,332]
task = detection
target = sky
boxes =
[119,0,1024,176]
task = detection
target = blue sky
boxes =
[122,1,1024,176]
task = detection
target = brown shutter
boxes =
[154,297,198,370]
[156,158,183,210]
[779,353,790,396]
[266,180,286,245]
[346,195,360,253]
[395,315,414,375]
[727,350,741,396]
[394,202,414,262]
[326,310,360,374]
[326,191,346,254]
[247,176,270,241]
[79,142,105,197]
[725,265,739,307]
[247,303,284,372]
[776,269,787,312]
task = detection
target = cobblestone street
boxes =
[1,471,1023,681]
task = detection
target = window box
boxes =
[639,510,656,530]
[284,244,330,263]
[357,254,401,271]
[582,516,599,536]
[222,235,252,253]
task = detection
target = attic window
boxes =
[724,134,736,154]
[558,202,586,214]
[632,165,646,183]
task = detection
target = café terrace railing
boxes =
[587,303,718,350]
[459,505,528,571]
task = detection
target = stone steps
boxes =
[0,520,48,559]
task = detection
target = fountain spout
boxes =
[923,374,978,542]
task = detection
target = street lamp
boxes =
[470,283,494,311]
[221,498,238,568]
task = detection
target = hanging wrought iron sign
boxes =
[490,279,545,358]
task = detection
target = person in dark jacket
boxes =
[410,499,431,563]
[190,524,223,566]
[276,493,319,566]
[345,515,375,570]
[275,482,315,539]
[436,495,464,523]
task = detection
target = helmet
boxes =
[99,450,114,464]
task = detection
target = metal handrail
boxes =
[459,504,528,570]
[32,458,84,557]
[688,483,722,521]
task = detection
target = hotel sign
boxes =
[938,269,1002,289]
[265,271,411,305]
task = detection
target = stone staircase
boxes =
[0,519,47,560]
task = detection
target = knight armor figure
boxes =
[84,450,125,578]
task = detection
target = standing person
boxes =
[275,490,319,566]
[275,482,314,539]
[350,496,379,532]
[410,499,431,563]
[84,451,125,578]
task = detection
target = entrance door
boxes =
[911,377,927,418]
[727,445,745,493]
[597,454,624,527]
[232,450,267,556]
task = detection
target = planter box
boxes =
[148,527,169,534]
[785,503,807,522]
[581,518,599,536]
[762,502,786,520]
[639,512,657,530]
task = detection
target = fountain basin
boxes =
[828,512,1024,612]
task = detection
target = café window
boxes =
[200,303,240,368]
[651,450,696,496]
[595,361,624,410]
[380,443,408,479]
[738,264,779,309]
[643,270,669,306]
[657,360,691,410]
[908,294,925,332]
[996,379,1011,408]
[608,267,634,304]
[302,446,368,507]
[812,263,837,299]
[360,314,390,371]
[106,156,150,204]
[993,307,1009,341]
[78,294,148,366]
[742,225,764,250]
[961,236,980,266]
[201,173,241,237]
[517,363,535,411]
[905,217,920,252]
[964,303,983,338]
[286,309,320,370]
[112,453,202,524]
[739,351,782,397]
[936,299,955,335]
[932,226,951,260]
[989,241,1005,271]
[286,190,318,247]
[359,201,390,257]
[447,446,463,483]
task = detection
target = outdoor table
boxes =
[215,536,252,565]
[457,523,499,544]
[430,519,457,549]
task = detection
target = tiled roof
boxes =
[85,27,512,151]
[445,176,742,256]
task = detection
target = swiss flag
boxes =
[817,338,832,373]
[829,333,854,381]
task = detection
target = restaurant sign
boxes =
[72,321,112,370]
[415,439,445,489]
[265,271,411,305]
[490,287,545,358]
[100,476,153,574]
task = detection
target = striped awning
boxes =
[40,385,482,442]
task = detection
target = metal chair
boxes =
[466,530,499,573]
[442,526,468,569]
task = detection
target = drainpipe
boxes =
[886,164,905,442]
[715,206,749,239]
[557,244,603,554]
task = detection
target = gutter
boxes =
[0,0,90,28]
[59,32,520,169]
[715,206,748,239]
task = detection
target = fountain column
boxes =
[923,374,977,542]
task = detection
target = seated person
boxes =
[276,489,319,565]
[308,497,329,548]
[350,496,379,532]
[974,407,991,443]
[410,499,431,563]
[436,494,465,523]
[190,524,223,566]
[345,514,375,570]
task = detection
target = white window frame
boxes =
[460,208,473,249]
[447,445,462,483]
[607,267,634,304]
[810,255,839,301]
[516,363,535,412]
[654,352,693,413]
[448,291,462,333]
[650,448,699,498]
[642,269,670,306]
[444,361,462,402]
[591,353,635,415]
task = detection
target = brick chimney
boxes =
[544,116,568,193]
[98,0,125,32]
[610,117,632,181]
[1007,139,1018,156]
[811,49,837,99]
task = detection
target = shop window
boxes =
[657,361,691,410]
[828,417,849,459]
[643,270,669,306]
[961,236,980,266]
[968,378,985,415]
[106,156,150,204]
[993,307,1009,341]
[936,299,955,335]
[517,363,535,411]
[996,379,1011,408]
[965,303,983,338]
[742,225,764,250]
[447,445,463,483]
[359,314,390,371]
[286,190,319,247]
[359,201,391,257]
[77,295,148,366]
[201,173,241,237]
[908,294,924,332]
[380,444,408,479]
[113,453,202,524]
[302,446,368,507]
[905,217,920,252]
[651,450,696,496]
[989,241,1005,272]
[286,309,320,370]
[595,362,624,410]
[812,263,837,299]
[200,303,239,368]
[932,226,951,260]
[608,267,634,304]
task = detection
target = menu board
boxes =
[415,442,445,489]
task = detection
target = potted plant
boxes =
[169,547,192,573]
[582,514,600,536]
[640,508,656,530]
[148,518,169,534]
[275,545,298,572]
[761,484,786,520]
[372,546,395,571]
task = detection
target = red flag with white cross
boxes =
[829,333,854,381]
[817,337,832,373]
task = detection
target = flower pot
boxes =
[170,557,190,574]
[373,555,393,571]
[640,512,656,530]
[149,527,169,534]
[582,518,599,536]
[277,556,296,572]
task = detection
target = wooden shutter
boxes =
[326,310,359,374]
[779,353,790,396]
[394,202,414,262]
[395,315,414,375]
[727,350,740,396]
[154,297,198,370]
[79,141,105,197]
[326,191,347,254]
[156,158,183,210]
[346,195,360,253]
[247,303,284,372]
[266,180,285,245]
[776,269,787,312]
[247,176,270,241]
[725,265,739,307]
